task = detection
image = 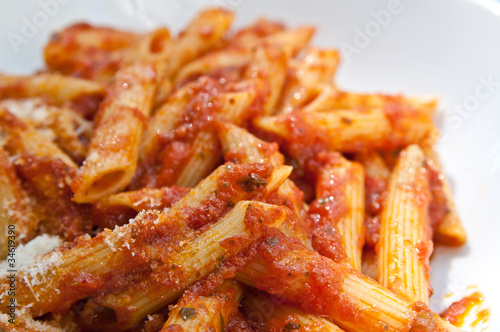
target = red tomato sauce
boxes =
[181,163,273,229]
[441,292,488,328]
[15,153,92,240]
[133,77,224,188]
[91,186,189,229]
[306,153,349,264]
[364,175,387,247]
[67,91,105,120]
[426,161,449,230]
[247,229,354,318]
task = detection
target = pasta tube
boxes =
[81,201,289,330]
[1,163,290,317]
[254,107,434,156]
[237,231,462,332]
[421,138,466,246]
[0,148,38,258]
[377,144,433,303]
[0,73,105,118]
[279,48,339,114]
[161,280,243,331]
[217,122,311,248]
[310,154,365,270]
[242,289,344,331]
[71,62,157,202]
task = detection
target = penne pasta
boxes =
[300,84,338,113]
[0,8,475,332]
[0,148,38,258]
[44,23,139,80]
[140,80,197,161]
[377,144,433,304]
[71,62,157,202]
[269,180,312,249]
[0,109,90,241]
[174,128,222,188]
[166,8,234,77]
[217,122,312,248]
[242,289,344,332]
[263,26,315,58]
[278,48,340,114]
[237,231,462,332]
[172,90,257,188]
[81,201,290,330]
[46,23,138,52]
[217,89,258,125]
[356,151,390,248]
[0,98,91,163]
[90,185,189,229]
[217,121,284,169]
[121,27,172,66]
[309,153,365,270]
[0,109,77,168]
[421,137,466,246]
[175,49,251,86]
[175,21,313,90]
[136,80,257,189]
[153,8,235,107]
[94,186,188,213]
[229,18,285,50]
[244,45,287,116]
[161,279,243,331]
[0,73,105,119]
[307,90,438,116]
[1,163,291,317]
[254,107,435,162]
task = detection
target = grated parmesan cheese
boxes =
[0,99,49,123]
[0,234,63,277]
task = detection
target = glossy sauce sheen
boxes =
[15,153,91,240]
[441,292,490,328]
[307,153,348,264]
[426,161,449,229]
[363,174,387,247]
[181,163,272,229]
[244,230,440,332]
[44,23,139,80]
[133,77,225,188]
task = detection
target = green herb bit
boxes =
[179,307,197,321]
[283,322,301,331]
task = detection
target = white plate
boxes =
[1,0,499,330]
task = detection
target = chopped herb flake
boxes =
[283,322,301,331]
[179,307,196,321]
[237,173,268,192]
[341,116,353,125]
